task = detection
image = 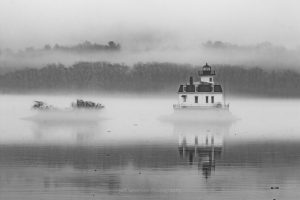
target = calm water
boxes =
[0,95,300,200]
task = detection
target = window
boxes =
[182,95,187,102]
[195,96,198,103]
[211,96,214,103]
[206,96,208,103]
[209,77,212,82]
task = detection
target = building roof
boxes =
[178,83,223,93]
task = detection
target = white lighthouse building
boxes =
[173,63,229,110]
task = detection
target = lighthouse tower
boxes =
[174,63,229,110]
[199,63,216,83]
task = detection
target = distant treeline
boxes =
[1,41,120,55]
[0,62,300,97]
[41,41,121,53]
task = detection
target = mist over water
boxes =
[1,0,300,70]
[0,94,300,199]
[2,41,300,71]
[1,0,300,199]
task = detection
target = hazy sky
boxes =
[0,0,299,50]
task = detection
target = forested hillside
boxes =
[0,62,299,97]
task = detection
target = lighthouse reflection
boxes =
[175,120,232,178]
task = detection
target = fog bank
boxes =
[1,40,300,72]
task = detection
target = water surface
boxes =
[0,95,299,200]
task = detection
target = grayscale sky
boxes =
[0,0,299,50]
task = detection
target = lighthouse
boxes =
[173,63,229,110]
[199,62,215,83]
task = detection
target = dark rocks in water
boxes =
[270,186,279,189]
[72,99,104,109]
[32,101,55,111]
[33,99,105,111]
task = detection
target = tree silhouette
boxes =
[0,62,299,96]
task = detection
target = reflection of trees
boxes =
[32,119,100,144]
[53,174,121,194]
